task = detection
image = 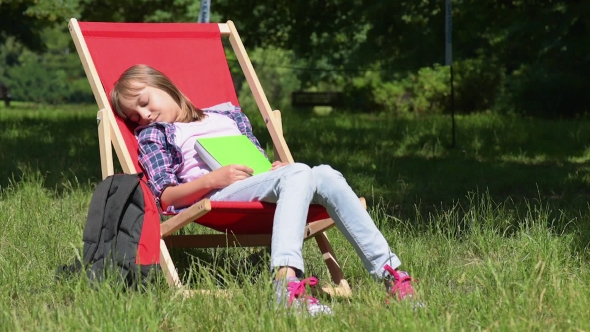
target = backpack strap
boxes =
[82,176,113,264]
[82,174,140,265]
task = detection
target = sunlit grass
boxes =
[1,104,590,330]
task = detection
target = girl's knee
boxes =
[282,162,313,182]
[287,162,312,174]
[312,165,344,182]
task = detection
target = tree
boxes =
[2,0,587,114]
[213,0,589,115]
[78,0,202,23]
[0,0,79,52]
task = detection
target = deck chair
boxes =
[69,19,363,296]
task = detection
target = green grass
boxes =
[2,102,590,330]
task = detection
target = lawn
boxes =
[1,102,590,331]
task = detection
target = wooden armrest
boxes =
[160,199,212,237]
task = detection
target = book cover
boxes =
[195,135,272,175]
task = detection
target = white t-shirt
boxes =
[173,113,241,183]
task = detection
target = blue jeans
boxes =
[208,163,401,279]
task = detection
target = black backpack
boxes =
[57,173,161,287]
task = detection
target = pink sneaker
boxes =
[274,276,333,316]
[383,265,418,303]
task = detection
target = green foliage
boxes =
[345,66,449,114]
[451,58,503,113]
[78,0,218,23]
[7,52,70,104]
[1,27,93,104]
[0,0,79,51]
[231,46,303,118]
[217,0,589,117]
[342,57,504,114]
[1,0,588,115]
[496,62,590,117]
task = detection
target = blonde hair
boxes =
[110,64,204,123]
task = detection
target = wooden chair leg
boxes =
[315,231,352,297]
[160,239,233,298]
[159,239,182,288]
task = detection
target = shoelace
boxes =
[287,277,319,305]
[384,264,416,301]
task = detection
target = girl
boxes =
[111,64,418,316]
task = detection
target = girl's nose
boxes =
[139,108,151,122]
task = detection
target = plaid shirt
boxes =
[136,107,267,213]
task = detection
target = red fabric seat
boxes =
[201,202,329,234]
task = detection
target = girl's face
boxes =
[118,81,182,125]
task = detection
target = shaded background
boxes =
[0,0,588,117]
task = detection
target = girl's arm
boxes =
[160,164,254,209]
[137,125,181,210]
[159,175,213,210]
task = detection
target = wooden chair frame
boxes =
[69,19,359,297]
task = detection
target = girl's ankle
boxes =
[274,266,300,280]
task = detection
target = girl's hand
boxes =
[208,164,254,188]
[271,161,290,171]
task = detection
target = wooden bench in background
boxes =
[291,91,343,108]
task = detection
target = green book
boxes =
[194,135,272,175]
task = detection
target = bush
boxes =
[8,52,65,104]
[453,58,505,113]
[495,63,589,118]
[6,51,93,104]
[231,46,303,118]
[1,27,93,104]
[344,66,449,114]
[342,58,505,115]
